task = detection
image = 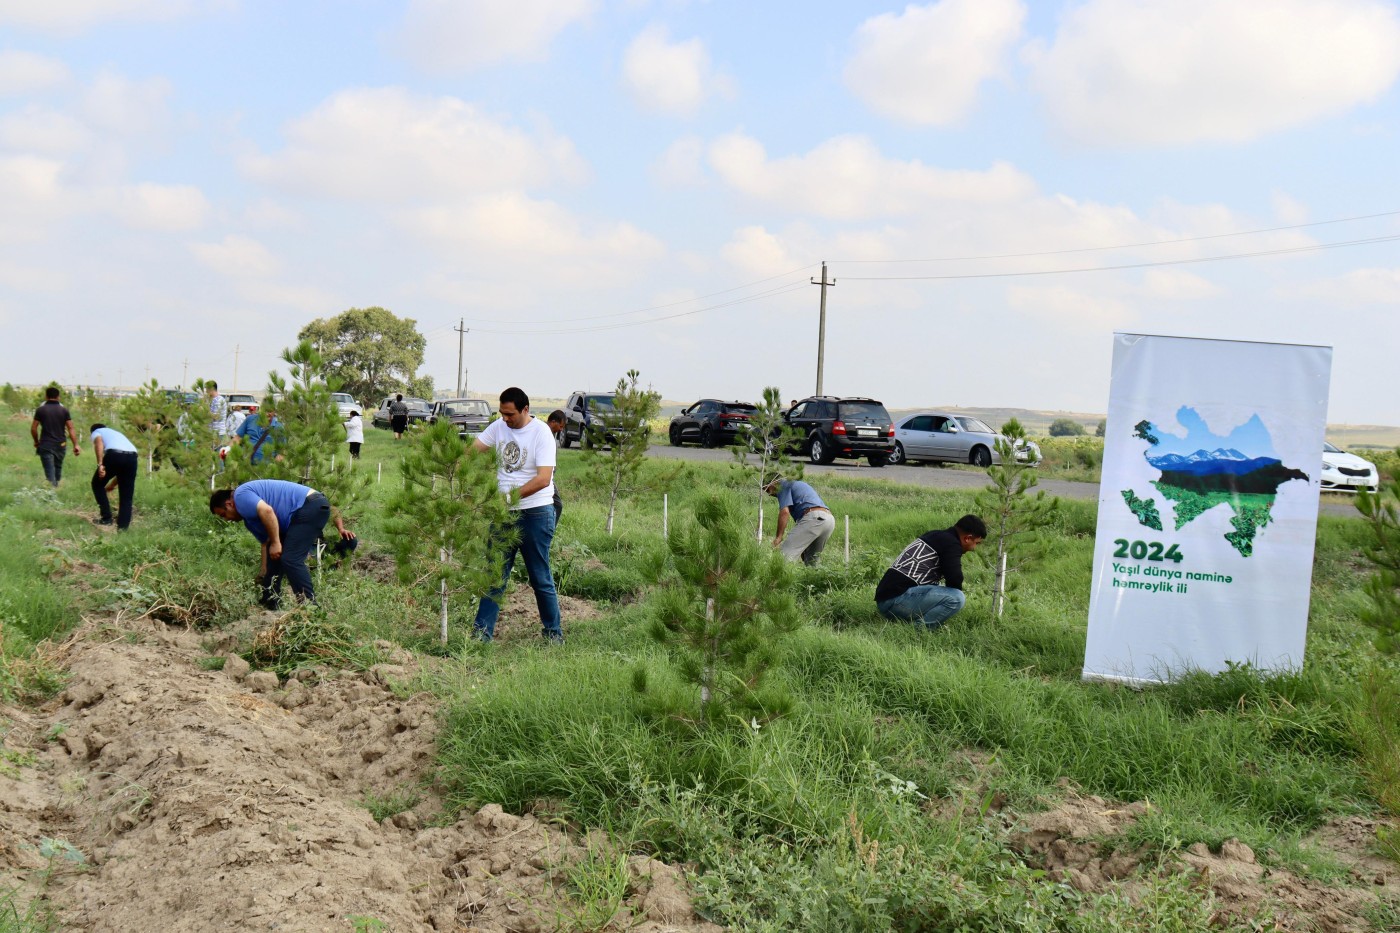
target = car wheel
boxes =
[867,452,888,467]
[669,425,682,447]
[970,446,992,468]
[700,425,715,448]
[887,442,906,465]
[809,434,834,465]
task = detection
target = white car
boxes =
[888,412,1041,467]
[1320,442,1379,493]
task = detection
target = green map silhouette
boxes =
[1124,411,1308,557]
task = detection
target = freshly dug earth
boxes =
[0,615,720,932]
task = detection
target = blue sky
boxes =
[3,0,1399,423]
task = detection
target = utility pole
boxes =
[454,319,469,397]
[811,260,836,395]
[182,358,189,388]
[233,344,240,392]
[144,364,151,384]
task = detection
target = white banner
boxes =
[1084,334,1332,685]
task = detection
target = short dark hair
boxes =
[955,514,988,539]
[500,387,529,410]
[546,409,566,424]
[209,489,234,512]
[90,423,105,433]
[208,380,217,390]
[45,386,60,400]
[395,393,402,402]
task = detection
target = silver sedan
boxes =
[888,412,1041,468]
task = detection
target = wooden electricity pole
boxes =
[454,320,469,397]
[811,261,836,395]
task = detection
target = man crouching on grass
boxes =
[875,514,986,630]
[210,479,356,608]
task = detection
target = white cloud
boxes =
[0,50,70,95]
[707,132,1036,219]
[243,87,586,202]
[844,0,1025,125]
[0,106,92,155]
[720,226,806,279]
[0,0,220,34]
[190,234,279,278]
[622,25,732,115]
[1138,268,1219,300]
[1301,267,1400,304]
[395,0,597,73]
[651,135,706,187]
[1025,0,1400,146]
[408,191,663,261]
[1006,284,1132,331]
[101,182,209,231]
[80,71,173,138]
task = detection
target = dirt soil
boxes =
[0,615,720,933]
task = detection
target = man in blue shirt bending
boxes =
[90,423,138,529]
[209,479,356,607]
[763,475,835,566]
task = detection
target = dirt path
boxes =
[0,615,720,933]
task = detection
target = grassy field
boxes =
[1,403,1397,931]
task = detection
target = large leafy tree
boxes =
[297,306,428,402]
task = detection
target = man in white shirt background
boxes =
[471,387,561,642]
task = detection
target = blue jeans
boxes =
[37,445,66,486]
[877,585,965,630]
[474,505,560,641]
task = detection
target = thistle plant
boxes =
[384,419,514,644]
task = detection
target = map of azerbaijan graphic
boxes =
[1121,407,1309,557]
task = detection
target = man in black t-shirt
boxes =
[30,386,81,487]
[874,514,986,630]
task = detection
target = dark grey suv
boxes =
[560,390,629,447]
[785,396,895,466]
[429,398,492,440]
[669,399,756,448]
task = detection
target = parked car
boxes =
[226,393,259,414]
[669,399,757,448]
[371,396,432,429]
[784,396,895,466]
[430,398,492,439]
[889,412,1042,468]
[1320,441,1379,493]
[330,392,363,419]
[559,390,632,447]
[160,389,199,406]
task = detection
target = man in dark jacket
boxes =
[874,514,986,629]
[31,386,81,486]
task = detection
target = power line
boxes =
[839,233,1400,282]
[832,208,1400,265]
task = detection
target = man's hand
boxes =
[97,464,107,479]
[71,445,79,456]
[268,541,282,560]
[339,527,356,542]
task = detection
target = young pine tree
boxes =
[120,380,185,475]
[384,420,514,645]
[730,387,804,540]
[638,494,800,727]
[973,418,1058,617]
[1358,461,1400,654]
[581,369,675,534]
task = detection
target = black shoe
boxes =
[96,517,114,526]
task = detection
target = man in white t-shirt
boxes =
[471,386,561,642]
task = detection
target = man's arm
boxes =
[255,500,283,558]
[514,465,553,501]
[937,536,965,590]
[773,507,792,546]
[472,438,490,453]
[65,419,80,454]
[30,418,39,447]
[330,506,356,541]
[93,435,107,478]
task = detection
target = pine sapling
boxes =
[974,418,1058,617]
[1358,461,1400,654]
[638,494,800,727]
[581,369,678,534]
[385,420,514,644]
[730,387,804,540]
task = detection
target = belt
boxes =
[803,507,832,516]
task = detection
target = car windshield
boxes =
[957,417,994,434]
[587,395,616,411]
[839,402,889,421]
[406,398,430,410]
[1323,442,1343,453]
[443,400,489,416]
[722,404,756,414]
[228,395,256,403]
[331,393,355,404]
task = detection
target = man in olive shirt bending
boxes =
[874,515,986,630]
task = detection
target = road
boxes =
[644,443,1365,519]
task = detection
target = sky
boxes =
[2,0,1399,424]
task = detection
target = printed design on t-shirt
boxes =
[892,539,941,586]
[501,440,526,473]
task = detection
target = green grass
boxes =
[0,410,1396,931]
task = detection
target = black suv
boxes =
[429,398,492,440]
[785,396,895,466]
[669,399,756,448]
[560,390,630,447]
